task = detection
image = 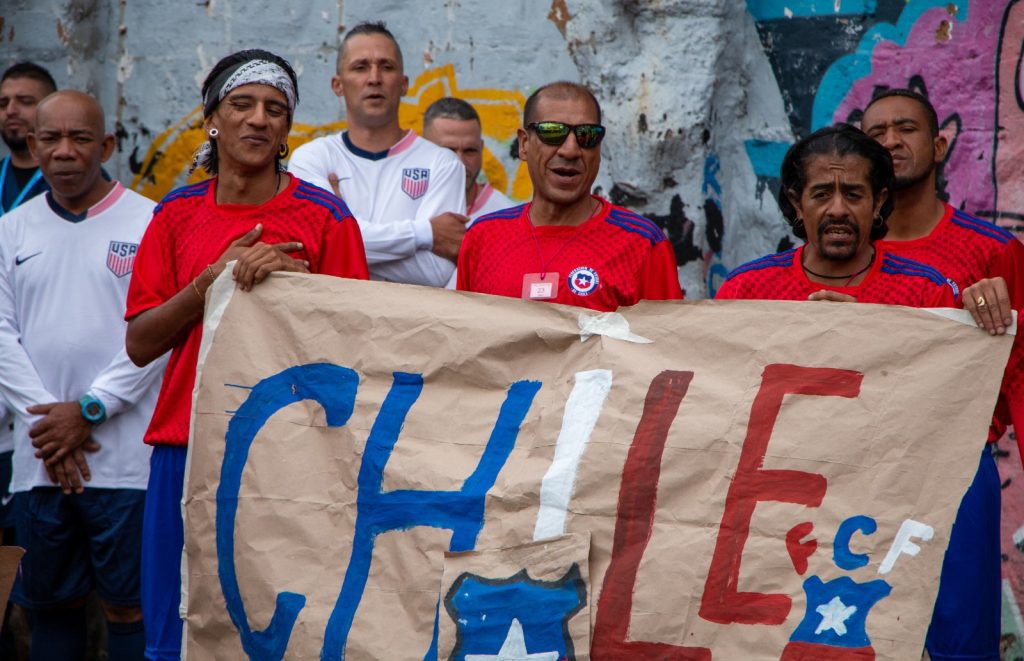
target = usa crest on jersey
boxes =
[567,266,600,296]
[107,241,139,277]
[401,168,430,200]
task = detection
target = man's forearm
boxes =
[357,217,429,264]
[126,280,206,366]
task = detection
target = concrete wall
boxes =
[2,1,1021,297]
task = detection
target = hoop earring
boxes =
[872,215,884,229]
[278,142,290,158]
[208,127,219,139]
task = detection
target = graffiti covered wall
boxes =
[2,1,1021,294]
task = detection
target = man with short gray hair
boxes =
[423,97,513,220]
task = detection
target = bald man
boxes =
[0,90,164,660]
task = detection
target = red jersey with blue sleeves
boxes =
[715,244,958,307]
[456,196,682,312]
[880,204,1024,443]
[125,174,369,447]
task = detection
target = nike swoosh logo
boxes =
[14,252,41,266]
[1,494,13,507]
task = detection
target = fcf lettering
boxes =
[592,364,864,659]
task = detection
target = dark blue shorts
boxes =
[13,486,145,609]
[142,444,186,661]
[925,448,1001,660]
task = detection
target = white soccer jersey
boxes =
[0,183,165,491]
[468,183,515,221]
[288,130,466,287]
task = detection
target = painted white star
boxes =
[814,596,857,636]
[464,618,560,661]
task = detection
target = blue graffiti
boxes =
[703,153,723,200]
[743,139,791,180]
[747,0,878,21]
[445,566,586,661]
[833,515,877,571]
[744,2,974,186]
[215,364,541,660]
[810,0,971,129]
[217,363,360,661]
[789,575,892,648]
[322,372,541,660]
[703,153,729,298]
[707,263,730,299]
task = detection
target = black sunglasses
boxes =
[527,122,606,149]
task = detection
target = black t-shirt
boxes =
[1,160,48,214]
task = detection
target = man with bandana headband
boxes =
[125,49,369,660]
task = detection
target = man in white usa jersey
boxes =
[422,96,515,288]
[0,90,165,660]
[288,20,468,287]
[423,96,514,221]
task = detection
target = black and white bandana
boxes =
[203,59,297,118]
[191,58,298,174]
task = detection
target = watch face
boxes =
[86,403,102,417]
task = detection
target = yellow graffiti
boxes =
[130,64,531,203]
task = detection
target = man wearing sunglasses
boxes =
[457,81,682,311]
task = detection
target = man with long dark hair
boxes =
[716,123,957,306]
[125,49,369,660]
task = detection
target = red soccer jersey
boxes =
[126,175,369,447]
[456,197,682,311]
[714,244,958,307]
[880,204,1024,442]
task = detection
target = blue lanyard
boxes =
[0,156,44,215]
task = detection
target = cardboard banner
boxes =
[183,274,1013,660]
[0,546,24,625]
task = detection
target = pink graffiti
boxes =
[834,3,1005,217]
[994,0,1024,237]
